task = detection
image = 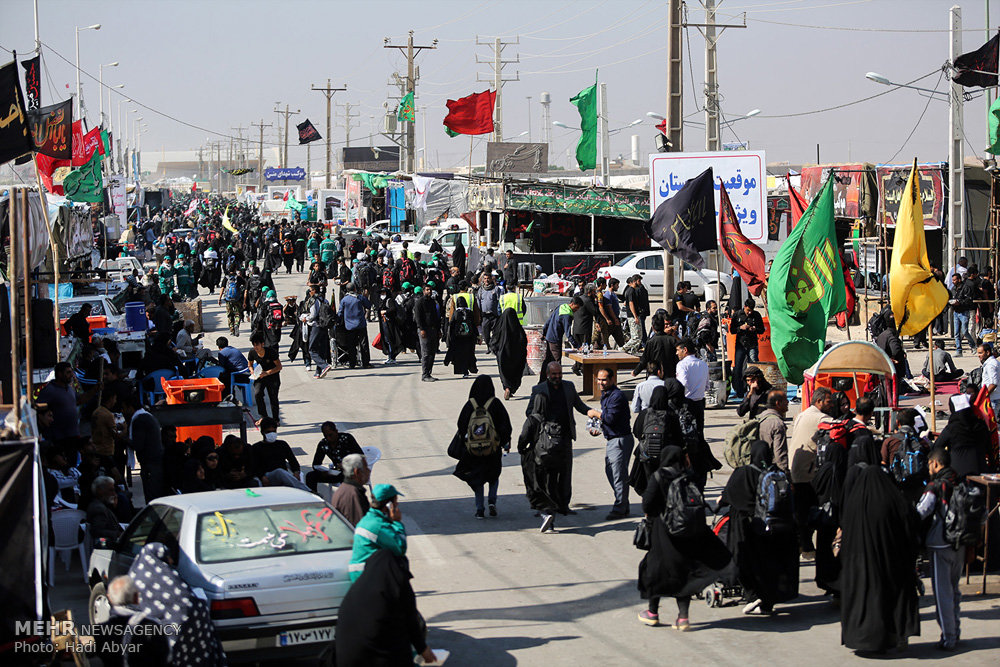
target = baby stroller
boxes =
[703,508,744,607]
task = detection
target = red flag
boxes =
[788,181,807,229]
[69,121,104,165]
[191,182,197,192]
[835,249,857,328]
[35,153,69,194]
[443,90,496,136]
[655,119,666,135]
[718,180,767,296]
[283,190,290,201]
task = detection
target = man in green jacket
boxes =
[320,234,337,266]
[348,483,407,582]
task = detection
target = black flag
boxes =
[646,166,716,269]
[953,33,999,87]
[0,59,33,165]
[21,55,39,110]
[297,119,321,144]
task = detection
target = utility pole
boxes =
[476,36,519,143]
[598,83,609,183]
[526,96,532,143]
[251,119,273,192]
[312,79,347,189]
[274,104,300,188]
[385,31,437,173]
[947,4,965,275]
[687,1,746,151]
[231,126,246,188]
[663,0,684,311]
[540,91,551,149]
[337,101,361,147]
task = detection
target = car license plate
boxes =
[276,626,334,647]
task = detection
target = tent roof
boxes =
[803,341,895,378]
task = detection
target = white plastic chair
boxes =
[362,446,382,489]
[49,509,87,585]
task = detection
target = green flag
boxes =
[445,126,460,138]
[765,175,846,384]
[988,96,1000,155]
[285,197,304,212]
[63,149,104,203]
[397,91,415,123]
[353,172,388,191]
[570,80,597,171]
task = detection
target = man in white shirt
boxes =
[676,338,709,430]
[631,360,666,413]
[977,343,1000,415]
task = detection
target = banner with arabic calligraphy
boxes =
[70,120,104,166]
[20,56,39,110]
[505,181,648,221]
[876,163,944,229]
[27,99,72,159]
[0,59,33,164]
[649,151,767,242]
[800,164,873,220]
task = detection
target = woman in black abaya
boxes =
[934,395,990,478]
[448,375,512,518]
[443,296,478,377]
[629,385,683,495]
[638,447,731,629]
[840,464,920,654]
[490,308,528,400]
[811,432,849,596]
[718,440,799,614]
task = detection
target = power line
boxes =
[756,69,940,118]
[883,71,944,164]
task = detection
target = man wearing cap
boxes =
[339,283,373,369]
[349,484,407,582]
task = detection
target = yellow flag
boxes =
[889,159,949,335]
[222,205,237,233]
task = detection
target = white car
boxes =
[58,295,128,331]
[598,250,732,300]
[389,220,470,260]
[87,487,355,662]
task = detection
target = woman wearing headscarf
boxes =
[191,436,222,490]
[448,375,513,518]
[490,308,528,400]
[637,446,731,629]
[334,550,437,667]
[718,440,799,615]
[128,542,226,666]
[811,428,850,596]
[443,296,478,377]
[839,464,920,654]
[629,386,683,495]
[934,394,990,479]
[661,378,721,490]
[180,459,213,494]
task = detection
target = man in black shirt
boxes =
[248,331,282,423]
[673,281,701,335]
[729,297,765,399]
[305,421,365,491]
[252,417,301,484]
[414,286,442,381]
[65,302,93,341]
[632,312,679,378]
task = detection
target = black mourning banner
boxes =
[0,59,34,165]
[27,99,72,159]
[646,166,717,270]
[953,33,999,87]
[297,118,322,144]
[21,56,39,110]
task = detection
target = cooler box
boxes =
[60,315,108,339]
[723,316,776,363]
[161,377,224,444]
[124,302,147,332]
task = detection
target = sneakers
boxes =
[475,509,485,519]
[488,503,497,517]
[671,617,690,631]
[318,365,332,378]
[742,599,762,615]
[540,514,555,533]
[383,358,396,365]
[637,610,660,627]
[421,376,438,382]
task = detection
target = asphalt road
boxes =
[51,267,1000,666]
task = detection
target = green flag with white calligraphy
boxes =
[62,148,104,203]
[765,174,845,384]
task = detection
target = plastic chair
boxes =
[362,446,382,489]
[141,369,179,405]
[231,377,254,410]
[49,509,87,585]
[197,365,226,380]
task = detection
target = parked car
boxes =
[87,487,356,662]
[598,250,732,300]
[57,295,128,332]
[389,220,470,259]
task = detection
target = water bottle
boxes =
[602,347,607,358]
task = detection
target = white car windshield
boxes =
[413,227,437,245]
[615,254,637,267]
[196,502,354,563]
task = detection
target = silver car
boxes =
[87,487,355,662]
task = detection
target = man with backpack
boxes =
[758,389,789,472]
[256,289,285,355]
[595,369,633,520]
[218,271,245,337]
[789,386,836,556]
[916,448,972,651]
[281,235,295,274]
[338,283,373,370]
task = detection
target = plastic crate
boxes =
[161,378,225,444]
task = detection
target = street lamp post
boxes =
[75,23,101,121]
[98,61,118,127]
[132,117,143,180]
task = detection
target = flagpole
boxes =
[715,250,727,388]
[928,325,937,433]
[468,134,474,178]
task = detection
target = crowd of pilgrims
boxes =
[30,194,999,660]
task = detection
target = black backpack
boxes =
[868,310,889,340]
[661,472,706,538]
[943,481,986,548]
[534,420,567,467]
[888,430,927,485]
[453,308,474,339]
[316,301,336,329]
[754,466,794,534]
[639,409,667,464]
